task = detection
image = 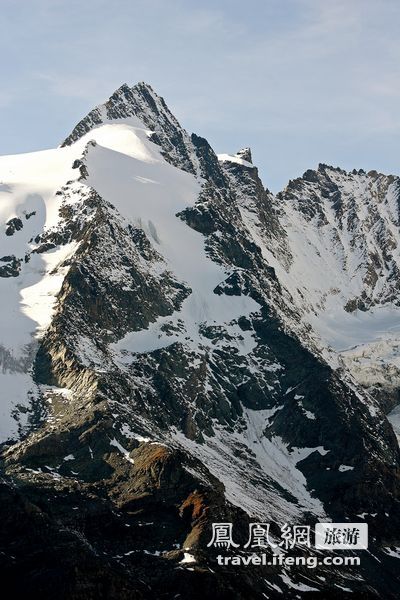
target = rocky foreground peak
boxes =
[62,81,199,174]
[1,84,400,599]
[62,81,173,143]
[235,147,253,164]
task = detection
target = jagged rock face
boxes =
[1,82,400,598]
[62,82,199,176]
[278,164,400,311]
[271,165,400,404]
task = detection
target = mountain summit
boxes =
[62,81,199,174]
[1,82,400,599]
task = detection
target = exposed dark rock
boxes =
[5,217,23,236]
[0,254,22,277]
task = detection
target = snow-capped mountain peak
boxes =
[62,81,199,175]
[1,82,400,598]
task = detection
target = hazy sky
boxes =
[1,0,399,191]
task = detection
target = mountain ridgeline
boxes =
[0,82,400,599]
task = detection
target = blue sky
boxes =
[0,0,399,191]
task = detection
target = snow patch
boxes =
[110,437,135,464]
[180,552,196,564]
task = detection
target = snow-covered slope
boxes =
[224,156,400,399]
[277,165,400,398]
[0,145,80,438]
[83,125,260,357]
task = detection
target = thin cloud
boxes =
[33,73,113,102]
[0,0,399,190]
